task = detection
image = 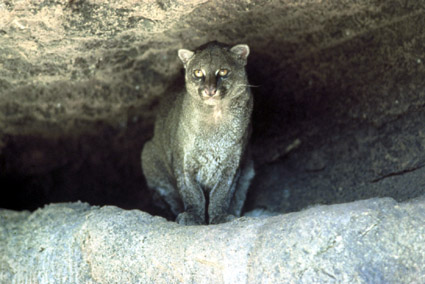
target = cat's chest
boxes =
[189,113,242,155]
[181,119,241,165]
[193,131,237,157]
[188,138,241,189]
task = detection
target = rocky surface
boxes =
[1,197,424,283]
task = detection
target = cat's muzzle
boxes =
[203,86,217,97]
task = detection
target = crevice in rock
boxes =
[371,163,425,183]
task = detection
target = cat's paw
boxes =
[176,212,206,225]
[210,214,236,224]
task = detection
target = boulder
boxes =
[1,197,424,283]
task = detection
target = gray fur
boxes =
[141,41,254,225]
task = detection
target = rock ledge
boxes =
[1,197,424,283]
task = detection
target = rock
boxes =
[1,197,424,283]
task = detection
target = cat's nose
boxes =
[204,87,217,97]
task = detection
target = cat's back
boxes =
[153,89,184,142]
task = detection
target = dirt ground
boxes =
[0,0,424,219]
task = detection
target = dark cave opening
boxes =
[1,46,425,218]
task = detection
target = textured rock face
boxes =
[1,198,424,283]
[0,0,424,215]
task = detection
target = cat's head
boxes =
[178,41,250,105]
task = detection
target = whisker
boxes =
[235,84,261,88]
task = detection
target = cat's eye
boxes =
[218,69,229,77]
[193,69,204,78]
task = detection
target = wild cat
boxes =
[142,41,254,225]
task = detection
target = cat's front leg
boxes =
[208,170,240,224]
[176,175,206,225]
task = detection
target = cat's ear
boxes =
[230,44,250,64]
[178,49,195,68]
